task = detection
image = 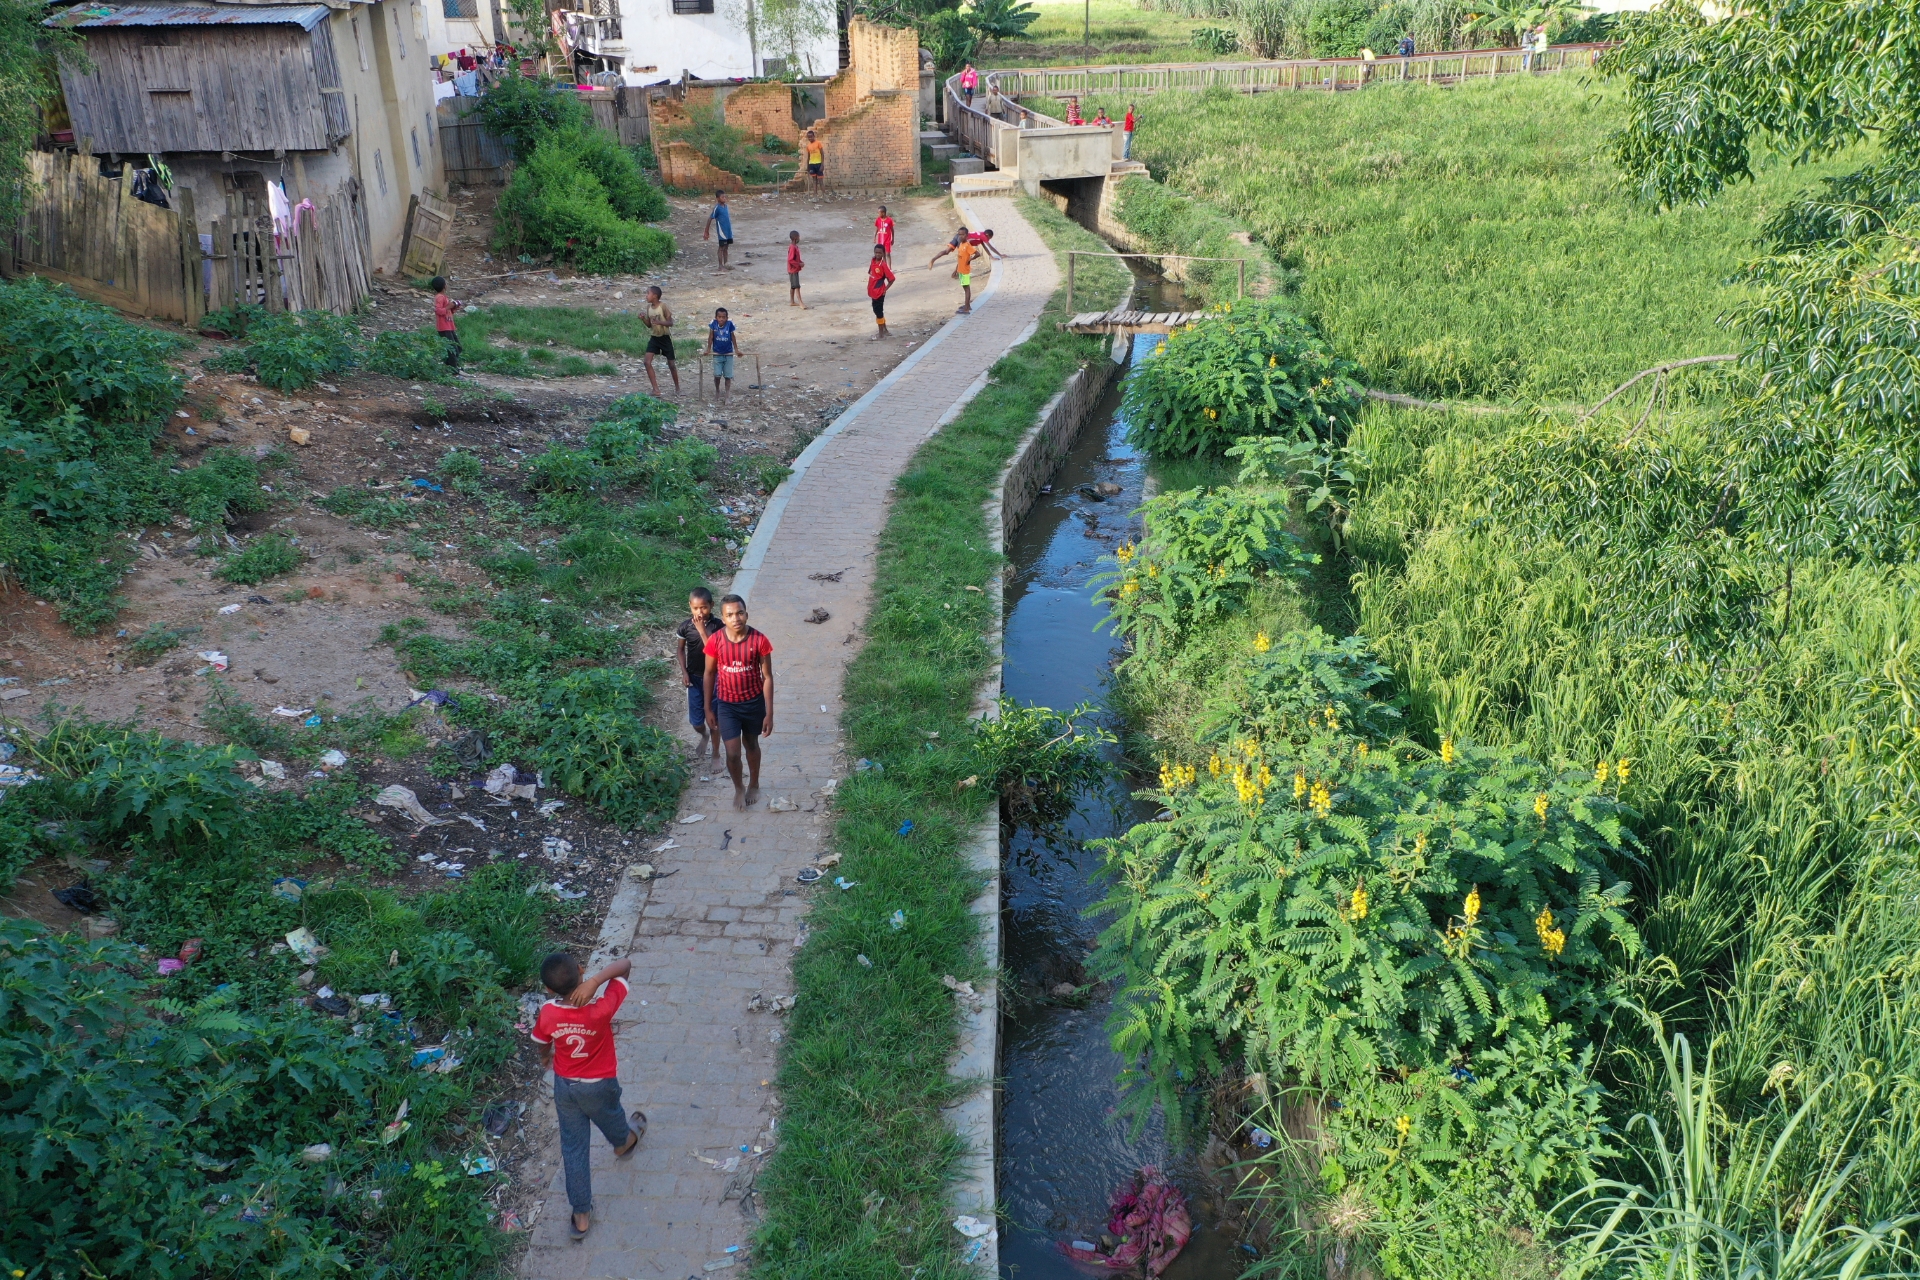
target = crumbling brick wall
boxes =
[658,141,745,193]
[724,82,800,148]
[786,19,919,190]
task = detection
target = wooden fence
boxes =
[205,179,372,316]
[7,149,202,323]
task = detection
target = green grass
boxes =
[751,200,1128,1279]
[1098,76,1865,401]
[215,535,303,584]
[980,0,1258,65]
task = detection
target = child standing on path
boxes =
[530,952,645,1244]
[677,587,722,759]
[874,204,896,264]
[704,306,741,405]
[931,234,984,313]
[703,594,774,811]
[866,242,896,338]
[803,130,825,194]
[1123,103,1136,159]
[703,190,733,271]
[786,230,807,308]
[642,285,679,397]
[432,276,461,369]
[959,62,979,107]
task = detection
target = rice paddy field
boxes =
[1090,69,1920,1278]
[1101,74,1863,400]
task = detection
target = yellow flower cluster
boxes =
[1309,779,1333,819]
[1324,703,1340,732]
[1115,541,1136,564]
[1205,407,1219,420]
[1351,881,1369,920]
[1597,756,1632,784]
[1209,754,1223,777]
[1254,631,1271,653]
[1440,736,1455,765]
[1536,906,1566,958]
[1159,759,1198,791]
[1294,770,1307,800]
[1413,831,1428,856]
[1120,580,1139,597]
[1233,767,1263,807]
[1534,793,1550,822]
[1394,1113,1411,1140]
[1463,886,1481,926]
[1618,757,1632,782]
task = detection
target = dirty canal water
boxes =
[997,313,1248,1279]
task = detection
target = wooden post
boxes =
[263,219,286,313]
[1066,251,1076,310]
[397,193,419,281]
[178,186,203,326]
[1237,258,1245,299]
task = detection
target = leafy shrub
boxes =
[965,0,1041,47]
[972,698,1115,830]
[1192,24,1240,52]
[1122,298,1364,458]
[198,301,267,339]
[73,732,256,851]
[213,310,361,392]
[126,623,197,660]
[508,666,688,828]
[365,328,459,383]
[747,456,793,494]
[1095,486,1318,645]
[319,484,413,527]
[463,73,588,158]
[215,535,302,584]
[567,123,670,221]
[1302,0,1373,56]
[495,132,674,275]
[1200,626,1402,747]
[661,104,780,184]
[0,275,185,429]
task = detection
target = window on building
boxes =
[443,0,479,16]
[672,0,715,14]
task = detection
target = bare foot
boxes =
[733,788,748,811]
[744,784,760,807]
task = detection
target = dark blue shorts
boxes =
[687,685,706,728]
[715,696,765,744]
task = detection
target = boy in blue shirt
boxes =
[704,307,742,406]
[704,190,733,271]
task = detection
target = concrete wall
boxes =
[1012,126,1113,194]
[605,0,837,80]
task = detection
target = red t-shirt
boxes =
[787,242,803,272]
[875,215,895,248]
[1124,110,1135,132]
[531,977,628,1080]
[867,259,896,299]
[434,293,456,333]
[705,626,773,703]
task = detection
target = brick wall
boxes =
[723,82,800,149]
[659,141,745,193]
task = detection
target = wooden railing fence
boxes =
[204,180,372,316]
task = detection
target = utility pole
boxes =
[1083,0,1089,52]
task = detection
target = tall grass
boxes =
[1101,77,1865,400]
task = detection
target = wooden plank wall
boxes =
[205,178,372,316]
[437,105,515,185]
[7,150,198,323]
[61,25,334,156]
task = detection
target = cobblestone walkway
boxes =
[520,195,1056,1280]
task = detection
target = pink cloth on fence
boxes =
[1059,1167,1192,1276]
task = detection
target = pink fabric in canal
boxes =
[1059,1166,1192,1276]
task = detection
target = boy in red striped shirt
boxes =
[530,952,644,1242]
[703,594,775,810]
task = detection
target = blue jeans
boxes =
[553,1074,632,1214]
[687,684,707,728]
[1123,130,1133,159]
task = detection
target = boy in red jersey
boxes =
[786,229,807,308]
[864,243,896,340]
[530,952,645,1242]
[874,204,896,264]
[703,594,775,809]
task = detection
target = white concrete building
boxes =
[600,0,840,82]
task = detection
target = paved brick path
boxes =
[519,196,1056,1280]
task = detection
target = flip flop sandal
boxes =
[796,866,823,885]
[617,1110,648,1159]
[570,1213,591,1242]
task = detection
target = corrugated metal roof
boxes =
[53,4,332,30]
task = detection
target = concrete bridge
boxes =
[938,43,1611,199]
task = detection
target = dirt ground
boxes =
[0,183,979,1243]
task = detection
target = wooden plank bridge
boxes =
[1063,308,1210,334]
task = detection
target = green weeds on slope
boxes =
[750,200,1128,1280]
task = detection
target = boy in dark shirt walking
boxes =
[677,587,723,760]
[702,594,774,810]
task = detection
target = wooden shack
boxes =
[56,4,351,156]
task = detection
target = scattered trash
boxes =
[271,877,306,902]
[483,1100,526,1137]
[833,877,857,891]
[820,778,839,796]
[382,1099,411,1144]
[407,688,451,707]
[157,958,186,975]
[461,1153,496,1176]
[678,813,707,824]
[854,758,883,774]
[285,927,328,965]
[721,828,733,851]
[1073,1240,1098,1252]
[412,1045,449,1069]
[498,1209,524,1233]
[313,993,350,1016]
[702,1260,737,1273]
[375,784,451,828]
[796,867,822,885]
[53,882,100,913]
[1051,982,1078,998]
[218,602,243,614]
[856,954,873,967]
[271,705,313,719]
[890,910,907,931]
[259,760,287,780]
[190,1153,236,1172]
[551,882,588,900]
[410,479,445,492]
[954,1216,995,1240]
[1059,1167,1191,1275]
[81,916,121,941]
[808,569,846,582]
[1248,1127,1273,1149]
[957,774,979,790]
[627,863,656,881]
[198,650,230,672]
[483,762,537,800]
[304,716,322,728]
[319,749,348,768]
[897,820,915,837]
[537,799,565,817]
[177,938,202,964]
[804,608,831,624]
[301,1143,332,1163]
[766,796,799,813]
[357,993,392,1010]
[454,813,487,832]
[450,729,488,769]
[542,837,573,858]
[792,924,810,948]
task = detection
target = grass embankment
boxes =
[1098,75,1862,401]
[1090,73,1920,1280]
[751,200,1128,1279]
[978,0,1252,65]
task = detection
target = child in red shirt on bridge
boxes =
[531,952,646,1242]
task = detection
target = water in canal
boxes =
[996,317,1248,1280]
